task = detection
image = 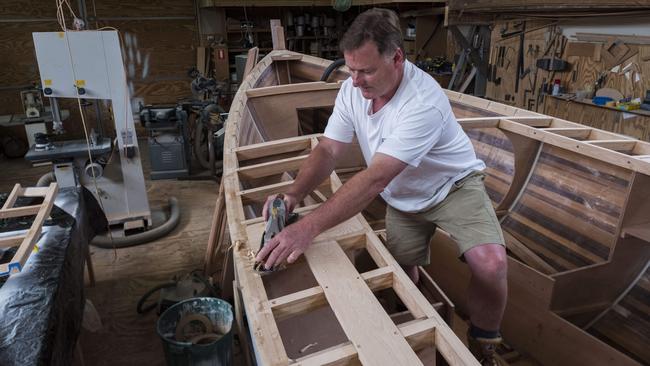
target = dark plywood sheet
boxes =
[0,22,57,88]
[0,0,61,18]
[92,0,194,17]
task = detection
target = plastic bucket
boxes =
[157,297,233,366]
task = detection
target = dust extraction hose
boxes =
[91,197,180,249]
[37,172,181,248]
[37,172,56,187]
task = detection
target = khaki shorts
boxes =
[385,171,505,266]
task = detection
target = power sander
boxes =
[253,196,298,273]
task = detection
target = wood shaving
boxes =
[299,342,318,353]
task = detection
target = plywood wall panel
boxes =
[0,1,60,19]
[92,0,194,18]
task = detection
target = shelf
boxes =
[549,95,650,118]
[227,28,271,33]
[286,36,337,40]
[622,223,650,242]
[229,47,272,52]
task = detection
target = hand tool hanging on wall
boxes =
[515,21,526,93]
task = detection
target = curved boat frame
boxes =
[212,30,650,365]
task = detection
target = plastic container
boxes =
[157,297,233,366]
[551,79,561,96]
[592,96,614,106]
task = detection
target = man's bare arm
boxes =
[257,152,407,268]
[262,137,349,220]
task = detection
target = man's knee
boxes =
[464,244,508,281]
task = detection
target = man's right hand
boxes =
[262,193,298,221]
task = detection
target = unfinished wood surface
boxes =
[243,47,260,81]
[448,91,650,176]
[0,182,57,276]
[270,19,286,51]
[588,262,650,364]
[204,176,227,276]
[216,48,650,366]
[304,241,423,366]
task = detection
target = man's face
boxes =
[344,41,404,100]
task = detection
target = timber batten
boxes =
[211,44,650,365]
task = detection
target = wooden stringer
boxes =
[0,183,58,276]
[230,135,478,365]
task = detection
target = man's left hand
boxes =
[255,221,315,270]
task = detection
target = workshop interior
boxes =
[0,1,649,366]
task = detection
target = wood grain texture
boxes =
[305,241,423,366]
[590,264,650,364]
[92,0,194,18]
[447,0,650,11]
[502,145,630,272]
[0,0,60,19]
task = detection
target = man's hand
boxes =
[262,193,299,221]
[255,220,315,269]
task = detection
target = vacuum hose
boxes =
[91,197,181,249]
[36,169,181,249]
[320,58,346,82]
[37,172,56,187]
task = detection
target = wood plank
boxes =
[242,47,259,80]
[237,155,308,180]
[235,134,314,161]
[0,204,41,219]
[584,140,637,152]
[541,127,593,139]
[270,266,394,322]
[238,180,294,205]
[295,317,437,366]
[294,342,359,366]
[271,54,303,62]
[503,230,557,275]
[304,241,423,365]
[1,184,22,210]
[0,234,27,249]
[246,81,340,98]
[575,32,650,45]
[270,20,286,50]
[622,223,650,242]
[5,182,57,274]
[457,117,500,129]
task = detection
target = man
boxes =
[255,8,507,365]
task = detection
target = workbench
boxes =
[0,186,106,365]
[545,94,650,142]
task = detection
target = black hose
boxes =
[320,58,346,82]
[91,197,181,249]
[136,282,176,314]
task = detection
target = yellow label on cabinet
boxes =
[58,32,64,38]
[44,79,52,86]
[76,80,86,86]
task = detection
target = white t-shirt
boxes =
[324,60,485,213]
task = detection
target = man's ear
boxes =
[393,48,405,65]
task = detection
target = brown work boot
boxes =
[467,331,503,366]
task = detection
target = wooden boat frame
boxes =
[209,22,650,366]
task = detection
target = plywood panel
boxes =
[0,0,60,18]
[92,0,194,17]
